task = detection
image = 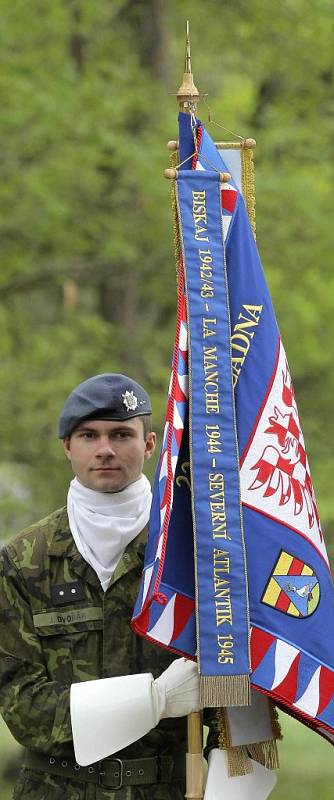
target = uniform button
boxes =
[59,590,65,596]
[71,588,76,594]
[61,761,68,768]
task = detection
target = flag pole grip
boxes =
[185,711,204,800]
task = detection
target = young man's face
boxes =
[63,418,156,493]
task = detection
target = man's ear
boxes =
[63,437,72,461]
[144,432,156,461]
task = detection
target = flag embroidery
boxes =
[261,550,320,617]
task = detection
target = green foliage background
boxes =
[0,0,333,794]
[0,0,333,544]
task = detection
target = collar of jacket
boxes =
[47,506,147,589]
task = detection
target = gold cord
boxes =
[169,150,181,289]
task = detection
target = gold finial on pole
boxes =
[184,19,192,74]
[177,21,200,113]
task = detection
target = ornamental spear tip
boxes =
[177,20,200,112]
[185,19,192,73]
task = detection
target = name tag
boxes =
[33,607,103,628]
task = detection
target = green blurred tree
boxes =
[0,0,332,556]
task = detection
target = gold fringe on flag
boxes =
[217,709,253,777]
[217,707,230,749]
[226,746,252,777]
[214,140,257,237]
[216,702,280,777]
[225,740,279,776]
[270,701,283,741]
[241,146,256,238]
[247,739,280,770]
[199,675,251,708]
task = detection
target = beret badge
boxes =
[122,390,139,412]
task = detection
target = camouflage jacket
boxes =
[0,507,212,800]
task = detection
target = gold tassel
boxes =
[247,739,279,770]
[227,746,253,777]
[200,674,251,708]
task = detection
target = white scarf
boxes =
[67,475,152,591]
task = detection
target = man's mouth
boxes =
[92,467,120,472]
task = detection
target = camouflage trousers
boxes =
[13,768,186,800]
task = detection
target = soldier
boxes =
[0,373,209,800]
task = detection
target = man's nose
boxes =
[96,438,116,457]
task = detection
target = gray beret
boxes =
[58,373,152,438]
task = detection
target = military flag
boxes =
[132,110,334,747]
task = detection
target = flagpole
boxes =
[174,22,204,800]
[185,712,204,800]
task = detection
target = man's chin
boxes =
[87,471,126,493]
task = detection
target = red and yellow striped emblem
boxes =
[261,550,320,617]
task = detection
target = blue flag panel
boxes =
[132,113,334,741]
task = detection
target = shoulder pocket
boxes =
[33,605,103,637]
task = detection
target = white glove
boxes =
[71,658,199,766]
[153,657,200,719]
[204,749,277,800]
